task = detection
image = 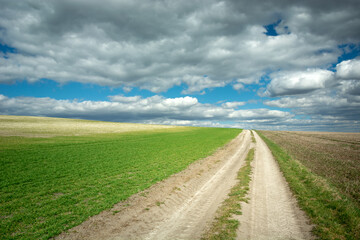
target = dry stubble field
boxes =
[259,130,360,239]
[259,130,360,206]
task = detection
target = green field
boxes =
[0,116,241,239]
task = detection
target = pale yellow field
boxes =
[0,115,181,137]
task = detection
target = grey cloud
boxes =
[0,94,290,123]
[1,0,357,93]
[0,94,357,131]
[264,89,360,121]
[341,80,360,96]
[262,57,360,124]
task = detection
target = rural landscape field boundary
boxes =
[56,130,251,240]
[2,115,359,240]
[258,131,360,239]
[0,116,241,239]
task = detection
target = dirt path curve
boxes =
[236,131,314,240]
[57,130,252,240]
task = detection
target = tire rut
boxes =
[56,130,251,240]
[236,131,314,240]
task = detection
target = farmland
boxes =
[258,130,360,239]
[0,115,241,239]
[259,130,360,206]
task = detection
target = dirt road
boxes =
[237,131,313,240]
[57,130,252,240]
[57,130,313,240]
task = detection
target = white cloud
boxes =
[0,93,357,131]
[181,75,227,94]
[108,95,141,103]
[336,58,360,80]
[264,69,335,97]
[232,83,244,91]
[229,108,292,120]
[222,101,246,109]
[0,94,289,123]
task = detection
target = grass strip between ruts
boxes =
[257,131,360,240]
[201,132,255,240]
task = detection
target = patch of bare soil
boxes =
[259,130,360,206]
[236,131,314,240]
[56,130,252,240]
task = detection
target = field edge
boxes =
[256,131,360,240]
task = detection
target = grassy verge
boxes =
[258,130,360,207]
[202,134,254,240]
[257,131,360,240]
[0,127,241,240]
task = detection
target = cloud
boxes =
[340,80,360,97]
[0,93,357,131]
[108,95,141,103]
[0,94,289,123]
[181,75,227,94]
[1,0,358,93]
[336,58,360,80]
[259,55,360,131]
[232,83,244,91]
[222,101,246,109]
[1,0,360,132]
[229,108,292,120]
[264,89,360,121]
[264,69,335,97]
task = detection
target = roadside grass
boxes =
[257,131,360,240]
[202,132,255,240]
[258,130,360,207]
[0,124,241,240]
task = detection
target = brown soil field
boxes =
[258,130,360,207]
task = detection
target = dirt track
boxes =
[57,130,313,240]
[237,131,313,239]
[57,130,252,240]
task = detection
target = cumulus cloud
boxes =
[1,0,360,132]
[1,0,358,92]
[222,101,246,109]
[108,95,141,103]
[259,55,360,131]
[264,69,335,97]
[336,58,360,80]
[0,94,290,123]
[229,109,292,120]
[0,93,357,131]
[264,90,360,121]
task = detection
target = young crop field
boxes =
[0,115,241,239]
[258,130,360,239]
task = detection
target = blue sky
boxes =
[0,0,359,131]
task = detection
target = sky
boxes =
[0,0,359,132]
